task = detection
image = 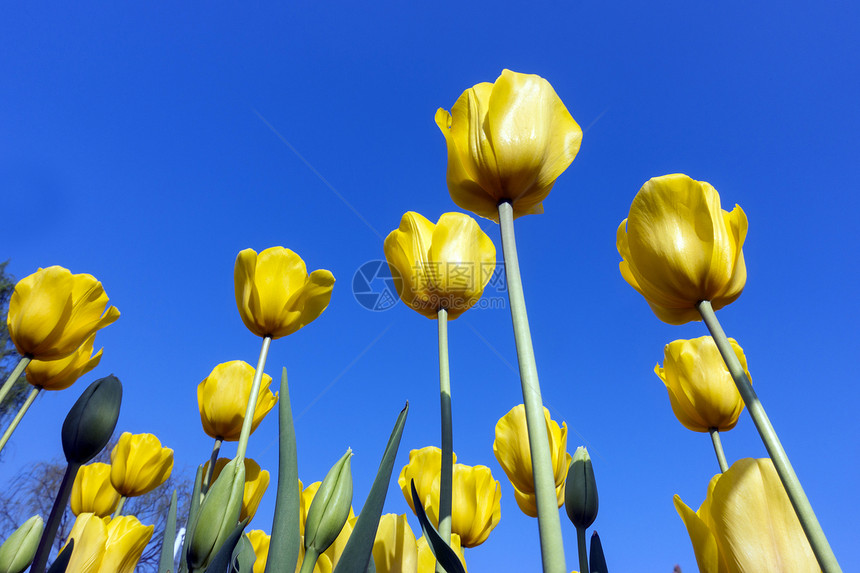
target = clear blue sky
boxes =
[3,2,858,571]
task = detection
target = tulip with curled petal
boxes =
[435,69,582,221]
[24,333,102,391]
[70,462,120,517]
[204,457,271,522]
[617,174,747,325]
[197,360,278,441]
[234,247,335,339]
[6,266,120,361]
[110,432,174,497]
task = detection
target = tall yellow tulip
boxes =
[417,534,467,573]
[234,247,335,339]
[110,432,174,497]
[24,333,102,391]
[436,69,582,221]
[398,447,501,547]
[493,405,572,518]
[674,458,818,572]
[617,174,748,325]
[204,457,270,522]
[197,360,278,441]
[655,336,749,432]
[70,462,121,517]
[384,212,496,320]
[7,266,120,360]
[372,514,418,573]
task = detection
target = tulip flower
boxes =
[62,513,109,573]
[617,174,748,325]
[371,514,418,573]
[674,458,818,572]
[63,513,153,573]
[417,534,467,573]
[299,481,355,569]
[304,450,353,557]
[493,405,571,518]
[0,515,43,573]
[62,375,123,465]
[187,457,246,571]
[70,462,121,517]
[246,530,270,573]
[655,336,749,433]
[6,266,120,361]
[398,447,501,547]
[25,333,102,391]
[564,447,598,531]
[234,247,335,339]
[204,457,271,522]
[384,212,496,320]
[197,360,278,441]
[110,432,174,497]
[435,69,582,221]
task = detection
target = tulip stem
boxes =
[437,308,453,565]
[31,462,80,573]
[576,527,589,573]
[697,300,842,573]
[202,438,223,497]
[0,386,39,454]
[236,336,272,463]
[298,547,320,573]
[114,496,126,517]
[708,428,729,473]
[0,355,31,406]
[498,201,566,573]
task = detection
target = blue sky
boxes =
[3,2,859,571]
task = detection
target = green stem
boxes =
[236,336,272,463]
[576,527,589,573]
[697,300,841,573]
[297,547,320,573]
[0,356,31,406]
[114,496,126,517]
[0,386,39,454]
[437,308,453,570]
[498,201,566,573]
[708,428,729,473]
[202,438,223,498]
[30,462,80,573]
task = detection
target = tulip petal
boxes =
[674,495,722,573]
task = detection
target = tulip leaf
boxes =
[589,531,608,573]
[264,367,301,573]
[203,518,249,573]
[332,402,409,573]
[46,539,73,573]
[409,480,465,573]
[159,490,178,573]
[179,465,205,573]
[230,534,256,573]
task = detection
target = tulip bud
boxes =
[0,515,43,573]
[564,447,598,530]
[304,449,353,555]
[186,456,246,570]
[61,375,122,464]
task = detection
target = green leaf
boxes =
[589,531,608,573]
[332,402,409,573]
[159,490,178,573]
[179,465,205,573]
[46,539,73,573]
[409,480,465,573]
[231,535,256,573]
[203,518,249,573]
[264,368,300,573]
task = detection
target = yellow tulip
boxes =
[493,404,572,518]
[98,515,154,573]
[384,212,496,320]
[7,266,120,360]
[234,247,335,339]
[24,333,102,391]
[655,336,749,432]
[398,447,501,547]
[674,458,818,572]
[63,513,109,573]
[204,457,270,522]
[617,174,748,325]
[372,514,417,573]
[110,432,174,497]
[417,534,467,573]
[247,530,270,573]
[70,462,121,517]
[197,360,279,441]
[436,69,582,221]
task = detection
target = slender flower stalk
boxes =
[0,356,31,406]
[708,428,728,473]
[498,200,566,573]
[437,308,453,568]
[202,438,224,497]
[697,300,841,573]
[0,386,40,453]
[576,528,588,573]
[114,496,126,517]
[31,463,79,573]
[236,336,272,462]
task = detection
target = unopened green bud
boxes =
[304,449,353,555]
[187,457,246,571]
[0,515,44,573]
[564,446,598,530]
[62,375,123,464]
